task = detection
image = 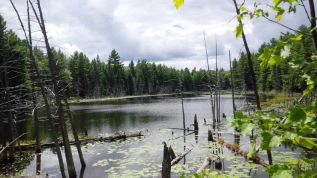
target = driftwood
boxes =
[2,132,144,152]
[171,147,194,166]
[196,157,212,173]
[218,139,269,167]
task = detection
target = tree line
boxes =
[0,14,313,105]
[231,25,313,95]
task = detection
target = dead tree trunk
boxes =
[219,139,269,167]
[162,142,171,178]
[180,79,186,131]
[33,0,76,177]
[10,1,67,177]
[64,99,86,167]
[229,50,236,113]
[309,0,317,53]
[232,0,261,110]
[3,38,18,161]
[232,0,268,164]
[26,3,41,154]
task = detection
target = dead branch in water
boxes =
[2,132,143,152]
[171,147,194,166]
[218,139,269,167]
[196,157,212,173]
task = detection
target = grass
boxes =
[259,91,301,109]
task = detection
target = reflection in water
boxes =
[79,166,86,178]
[35,153,41,175]
[183,130,186,165]
[1,95,281,178]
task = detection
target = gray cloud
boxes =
[0,0,311,70]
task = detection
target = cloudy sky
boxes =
[0,0,311,69]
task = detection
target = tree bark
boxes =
[232,0,261,110]
[64,99,86,167]
[28,0,75,177]
[309,0,317,53]
[35,1,76,177]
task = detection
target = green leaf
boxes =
[247,145,256,158]
[173,0,184,9]
[304,85,314,95]
[241,123,255,135]
[289,34,302,41]
[273,6,285,22]
[234,111,244,118]
[289,107,306,122]
[259,48,272,63]
[269,136,281,148]
[271,170,292,178]
[295,137,317,149]
[234,23,243,38]
[268,55,282,66]
[260,132,273,150]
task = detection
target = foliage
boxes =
[173,0,317,177]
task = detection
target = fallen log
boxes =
[171,147,194,166]
[167,128,195,132]
[218,139,269,167]
[3,132,144,152]
[210,131,241,136]
[196,157,211,173]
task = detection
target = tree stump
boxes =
[162,142,171,178]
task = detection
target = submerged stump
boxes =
[162,142,171,178]
[194,114,199,131]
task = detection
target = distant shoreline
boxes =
[69,92,198,104]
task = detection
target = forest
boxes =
[1,0,317,178]
[0,18,312,99]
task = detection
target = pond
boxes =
[1,95,304,177]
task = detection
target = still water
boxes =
[3,95,300,177]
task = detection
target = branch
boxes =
[300,0,311,22]
[262,16,300,33]
[9,0,30,44]
[0,133,26,155]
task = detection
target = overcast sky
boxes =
[0,0,311,70]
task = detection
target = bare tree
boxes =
[28,0,77,177]
[9,0,67,177]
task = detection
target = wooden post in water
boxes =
[208,130,215,142]
[229,50,236,113]
[162,142,171,178]
[179,78,186,131]
[203,32,216,124]
[193,114,199,131]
